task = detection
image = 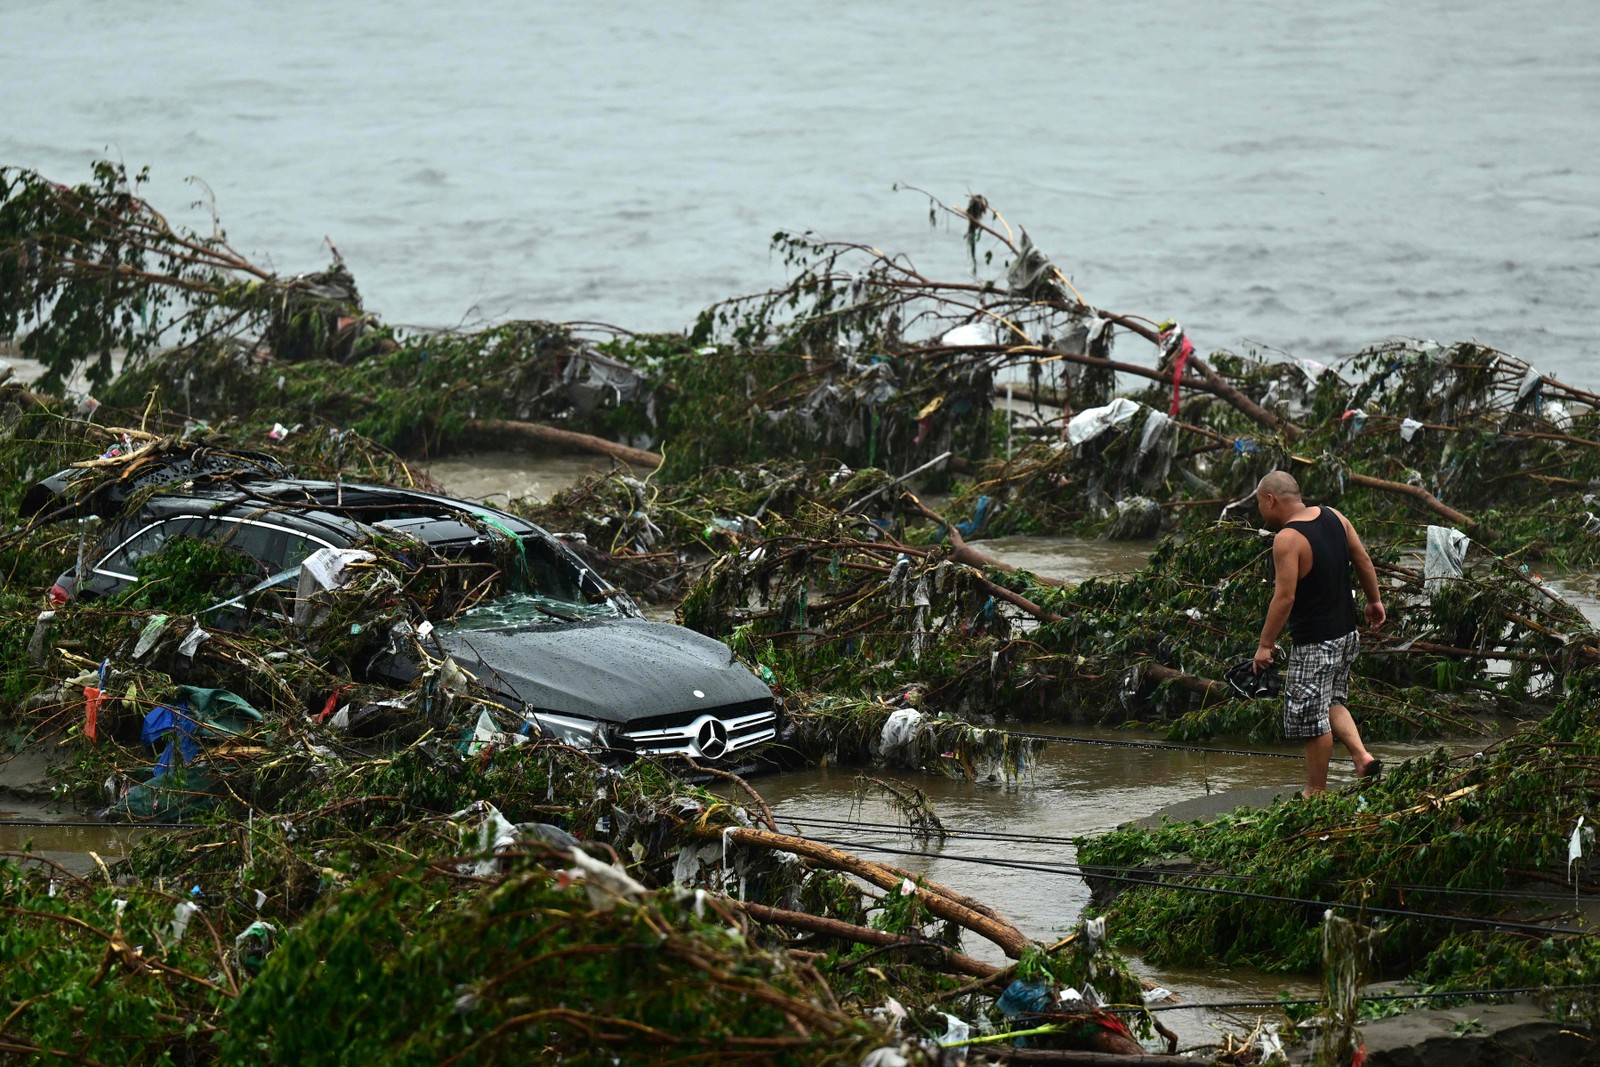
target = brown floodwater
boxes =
[421,451,604,505]
[748,727,1483,1049]
[0,797,151,879]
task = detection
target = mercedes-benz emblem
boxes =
[695,718,729,760]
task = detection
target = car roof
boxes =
[131,479,550,548]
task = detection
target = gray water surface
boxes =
[4,1,1597,384]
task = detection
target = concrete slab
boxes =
[1290,1000,1600,1067]
[1127,784,1301,829]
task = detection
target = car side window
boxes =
[279,533,324,570]
[209,520,335,572]
[96,517,205,577]
[215,519,284,573]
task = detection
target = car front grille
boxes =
[620,700,778,761]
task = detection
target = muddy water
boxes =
[421,451,604,505]
[967,534,1156,586]
[0,799,150,880]
[755,739,1342,1044]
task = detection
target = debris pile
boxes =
[7,165,1600,1061]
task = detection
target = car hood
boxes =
[424,618,770,724]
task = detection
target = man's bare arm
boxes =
[1332,508,1386,627]
[1255,531,1300,669]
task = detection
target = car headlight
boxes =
[524,710,604,749]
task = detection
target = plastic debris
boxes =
[1158,320,1194,416]
[177,626,210,658]
[293,547,378,626]
[937,1011,971,1050]
[997,979,1056,1019]
[1258,1023,1286,1060]
[878,708,923,765]
[83,683,102,743]
[169,900,200,942]
[1400,417,1424,442]
[458,800,523,877]
[298,546,375,591]
[1064,397,1142,448]
[1084,914,1106,953]
[26,609,55,666]
[1136,409,1171,457]
[1423,525,1470,601]
[133,613,170,658]
[232,920,276,971]
[560,846,649,911]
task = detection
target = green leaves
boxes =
[1,161,357,393]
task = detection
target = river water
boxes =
[4,1,1598,387]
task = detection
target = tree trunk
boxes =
[704,825,1036,959]
[465,417,662,470]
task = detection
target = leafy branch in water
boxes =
[0,160,367,392]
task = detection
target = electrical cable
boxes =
[1123,982,1600,1015]
[772,811,1591,902]
[791,833,1592,937]
[1000,729,1345,762]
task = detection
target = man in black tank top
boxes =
[1251,471,1387,796]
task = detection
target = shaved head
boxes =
[1257,471,1301,500]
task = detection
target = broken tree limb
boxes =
[465,418,662,470]
[843,451,953,514]
[1344,471,1476,532]
[901,492,1066,616]
[1183,352,1296,441]
[703,825,1035,959]
[732,901,998,979]
[949,340,1294,441]
[1142,663,1228,703]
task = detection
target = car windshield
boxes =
[450,590,623,630]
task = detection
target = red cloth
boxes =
[316,684,353,723]
[84,686,102,743]
[1168,333,1194,416]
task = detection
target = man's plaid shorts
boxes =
[1282,630,1360,741]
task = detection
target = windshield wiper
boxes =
[531,600,581,623]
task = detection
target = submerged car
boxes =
[40,475,780,766]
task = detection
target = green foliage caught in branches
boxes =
[0,160,364,392]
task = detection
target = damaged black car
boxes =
[33,470,781,767]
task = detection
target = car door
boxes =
[200,517,338,625]
[77,515,208,599]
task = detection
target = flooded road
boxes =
[754,735,1342,1043]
